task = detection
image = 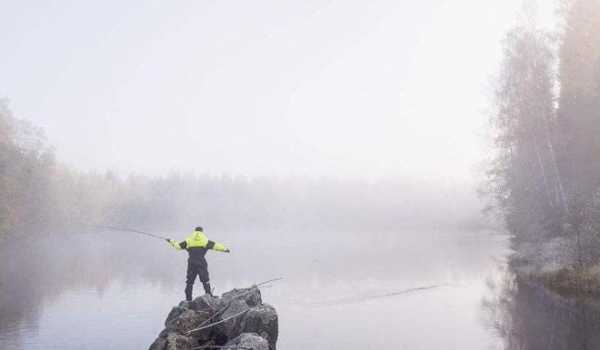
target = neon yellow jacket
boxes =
[169,230,229,253]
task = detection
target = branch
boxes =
[192,346,250,350]
[186,309,249,335]
[193,277,283,331]
[255,277,283,287]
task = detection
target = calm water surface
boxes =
[0,230,509,349]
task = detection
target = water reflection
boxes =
[1,229,508,349]
[483,266,600,350]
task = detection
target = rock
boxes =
[165,306,187,327]
[178,300,193,309]
[220,298,250,338]
[165,332,193,350]
[166,309,207,334]
[149,286,277,350]
[224,333,269,350]
[190,294,220,313]
[221,286,262,307]
[239,304,278,350]
[149,336,167,350]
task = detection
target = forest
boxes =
[487,0,600,291]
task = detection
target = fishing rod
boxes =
[96,225,169,241]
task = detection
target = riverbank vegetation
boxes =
[486,0,600,296]
[541,264,600,297]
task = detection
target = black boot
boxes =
[203,282,213,296]
[185,284,193,301]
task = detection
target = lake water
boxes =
[0,229,510,349]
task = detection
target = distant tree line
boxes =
[487,0,600,271]
[0,101,56,237]
[0,100,484,240]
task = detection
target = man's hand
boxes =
[166,238,172,243]
[224,248,231,253]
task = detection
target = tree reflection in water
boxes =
[483,265,600,350]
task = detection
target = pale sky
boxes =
[0,0,558,181]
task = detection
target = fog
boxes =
[0,228,510,349]
[0,1,571,350]
[0,0,557,180]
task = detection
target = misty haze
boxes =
[3,1,600,350]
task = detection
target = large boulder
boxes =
[148,286,277,350]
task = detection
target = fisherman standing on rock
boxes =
[166,226,230,301]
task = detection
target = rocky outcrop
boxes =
[149,286,278,350]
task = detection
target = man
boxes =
[167,226,230,301]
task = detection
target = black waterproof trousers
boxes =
[185,259,211,300]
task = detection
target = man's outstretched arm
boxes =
[166,238,187,250]
[206,239,230,253]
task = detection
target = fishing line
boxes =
[96,225,169,241]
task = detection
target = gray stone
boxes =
[221,286,262,307]
[165,332,193,350]
[191,294,220,313]
[166,309,207,334]
[239,304,278,350]
[165,306,187,327]
[224,333,269,350]
[220,298,250,339]
[149,336,167,350]
[150,286,278,350]
[178,301,192,309]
